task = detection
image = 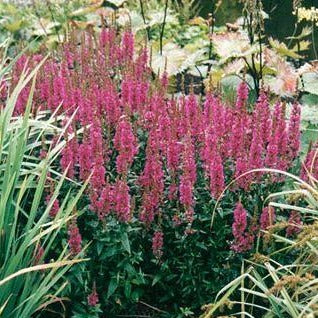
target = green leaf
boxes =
[152,274,161,286]
[107,277,118,299]
[124,281,131,298]
[301,93,318,106]
[292,40,311,52]
[131,289,141,302]
[101,246,117,259]
[121,232,131,254]
[96,242,104,256]
[3,19,24,33]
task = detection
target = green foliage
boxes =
[63,155,291,317]
[0,49,87,317]
[201,168,318,317]
[69,208,241,316]
[2,1,318,317]
[0,0,96,50]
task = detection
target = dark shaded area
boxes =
[198,0,318,60]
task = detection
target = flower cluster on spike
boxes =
[231,202,254,253]
[139,129,164,224]
[260,206,276,231]
[114,117,138,175]
[152,230,164,258]
[68,221,82,256]
[7,28,303,252]
[300,143,318,182]
[87,284,99,307]
[45,194,60,218]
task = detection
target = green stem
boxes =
[46,0,61,44]
[160,0,169,55]
[312,21,317,59]
[139,0,150,41]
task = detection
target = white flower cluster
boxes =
[294,7,318,26]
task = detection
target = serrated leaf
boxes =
[222,58,245,75]
[179,49,206,73]
[286,26,312,40]
[292,40,311,52]
[265,59,298,97]
[211,31,256,64]
[269,37,302,59]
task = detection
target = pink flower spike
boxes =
[231,202,254,253]
[68,222,82,255]
[209,151,225,199]
[88,285,99,307]
[287,102,301,161]
[260,206,276,231]
[114,117,138,175]
[113,179,131,222]
[152,230,164,258]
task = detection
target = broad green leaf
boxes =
[151,43,187,76]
